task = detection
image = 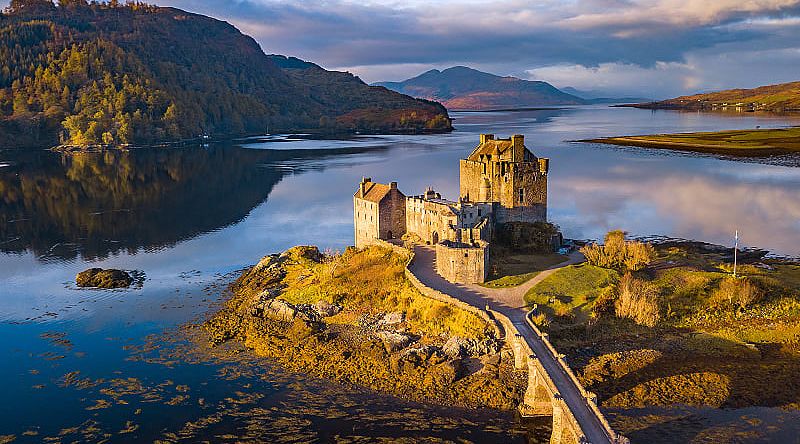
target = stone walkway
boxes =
[408,246,613,444]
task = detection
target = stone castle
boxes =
[353,134,549,284]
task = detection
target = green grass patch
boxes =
[481,271,540,288]
[524,263,618,318]
[483,252,566,288]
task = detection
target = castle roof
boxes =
[466,134,536,162]
[354,180,394,203]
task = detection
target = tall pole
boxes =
[733,230,739,278]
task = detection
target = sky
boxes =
[5,0,800,98]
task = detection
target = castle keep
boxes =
[353,134,549,284]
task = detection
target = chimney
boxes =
[360,176,371,197]
[511,134,524,162]
[390,181,397,189]
[479,134,494,144]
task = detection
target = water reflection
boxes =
[1,106,800,442]
[0,143,387,261]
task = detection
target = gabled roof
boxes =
[355,181,392,203]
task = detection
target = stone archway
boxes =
[432,231,439,244]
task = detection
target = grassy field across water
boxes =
[583,126,800,157]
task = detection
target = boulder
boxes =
[442,336,466,358]
[280,246,322,263]
[251,298,319,323]
[313,300,342,318]
[76,268,133,289]
[443,337,500,357]
[378,311,405,326]
[423,359,463,386]
[377,331,411,353]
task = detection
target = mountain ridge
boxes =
[374,66,586,110]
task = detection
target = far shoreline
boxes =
[579,126,800,158]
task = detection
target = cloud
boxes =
[3,0,800,96]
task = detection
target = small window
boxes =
[518,188,525,203]
[464,253,469,258]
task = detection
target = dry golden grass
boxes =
[278,246,490,339]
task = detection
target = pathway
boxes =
[408,246,613,444]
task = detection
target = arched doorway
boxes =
[387,230,393,239]
[432,231,439,244]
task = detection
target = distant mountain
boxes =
[0,1,451,149]
[561,87,651,104]
[628,81,800,112]
[374,66,586,110]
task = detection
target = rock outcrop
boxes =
[76,268,133,289]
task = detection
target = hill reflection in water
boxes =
[0,143,386,262]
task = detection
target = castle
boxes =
[353,134,549,284]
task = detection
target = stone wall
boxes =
[459,152,548,224]
[459,159,485,202]
[354,197,380,249]
[494,203,547,224]
[435,240,489,284]
[405,197,458,244]
[379,185,407,240]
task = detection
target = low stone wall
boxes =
[524,310,625,444]
[435,241,489,284]
[369,239,502,338]
[371,240,624,443]
[404,265,500,338]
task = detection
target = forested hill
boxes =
[628,81,800,112]
[0,1,451,149]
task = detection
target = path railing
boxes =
[525,309,627,444]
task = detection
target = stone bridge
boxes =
[402,244,629,444]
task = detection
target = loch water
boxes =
[1,106,800,442]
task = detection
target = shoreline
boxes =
[201,245,525,412]
[580,126,800,158]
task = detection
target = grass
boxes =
[277,245,490,340]
[481,271,541,288]
[523,240,800,416]
[524,263,618,319]
[585,127,800,157]
[482,252,566,288]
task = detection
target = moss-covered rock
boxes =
[76,268,133,289]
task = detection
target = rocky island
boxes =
[204,245,523,409]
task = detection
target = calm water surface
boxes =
[1,106,800,442]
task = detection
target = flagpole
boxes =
[733,230,738,278]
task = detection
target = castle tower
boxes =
[459,134,548,223]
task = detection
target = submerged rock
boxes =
[76,268,133,289]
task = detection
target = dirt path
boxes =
[408,246,613,444]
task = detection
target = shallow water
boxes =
[1,105,800,442]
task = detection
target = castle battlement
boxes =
[353,134,549,283]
